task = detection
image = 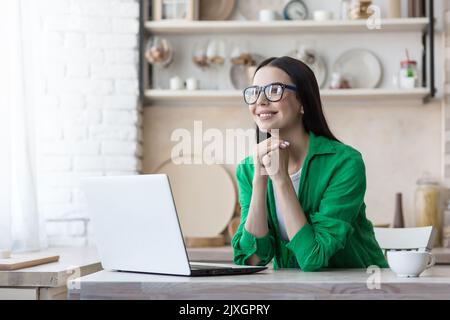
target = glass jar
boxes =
[144,37,173,67]
[399,60,418,89]
[415,173,441,247]
[230,42,252,66]
[162,0,189,20]
[349,0,372,20]
[192,40,209,69]
[206,39,226,66]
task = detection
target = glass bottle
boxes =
[393,192,405,228]
[415,173,441,247]
[340,0,351,20]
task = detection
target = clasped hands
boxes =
[252,137,290,183]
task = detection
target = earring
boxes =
[300,106,304,114]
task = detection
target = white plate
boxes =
[238,0,289,20]
[332,49,382,89]
[286,50,327,88]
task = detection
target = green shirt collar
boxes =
[307,131,337,157]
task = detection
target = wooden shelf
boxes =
[144,88,431,106]
[321,88,430,100]
[145,89,240,103]
[145,18,428,35]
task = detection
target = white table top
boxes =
[0,247,101,287]
[68,265,450,300]
[4,245,447,293]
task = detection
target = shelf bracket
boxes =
[139,0,144,103]
[422,93,432,104]
[428,0,436,98]
[420,0,435,103]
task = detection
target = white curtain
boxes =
[0,0,46,252]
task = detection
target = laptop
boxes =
[81,174,267,276]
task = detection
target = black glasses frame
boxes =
[243,82,297,105]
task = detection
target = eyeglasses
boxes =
[243,82,297,105]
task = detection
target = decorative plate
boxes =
[286,49,327,89]
[332,49,382,88]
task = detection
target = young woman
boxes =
[232,56,388,271]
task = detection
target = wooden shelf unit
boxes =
[144,18,429,35]
[144,88,431,106]
[139,0,436,104]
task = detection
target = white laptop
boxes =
[81,174,267,276]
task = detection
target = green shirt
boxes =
[232,131,388,271]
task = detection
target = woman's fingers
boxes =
[279,141,289,149]
[263,138,290,154]
[261,153,271,167]
[255,138,290,165]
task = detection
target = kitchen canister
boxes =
[399,59,418,89]
[258,9,277,22]
[186,77,198,90]
[169,76,184,90]
[313,10,333,21]
[414,173,442,247]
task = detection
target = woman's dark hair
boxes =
[253,56,339,142]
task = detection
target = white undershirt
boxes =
[273,167,302,242]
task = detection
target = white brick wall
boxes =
[37,0,142,246]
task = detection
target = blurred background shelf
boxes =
[144,88,431,106]
[145,18,429,35]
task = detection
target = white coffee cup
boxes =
[387,250,435,277]
[170,76,184,90]
[186,77,198,90]
[313,10,333,21]
[259,9,277,22]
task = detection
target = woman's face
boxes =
[249,66,302,133]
